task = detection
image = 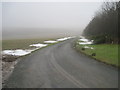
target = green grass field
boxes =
[75,41,119,67]
[2,38,58,50]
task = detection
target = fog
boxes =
[2,2,102,40]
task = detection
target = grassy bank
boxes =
[2,38,60,62]
[2,38,57,50]
[75,40,119,67]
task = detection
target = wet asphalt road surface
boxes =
[4,39,118,88]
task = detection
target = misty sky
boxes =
[2,2,102,39]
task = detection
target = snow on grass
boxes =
[2,36,74,56]
[84,46,90,48]
[2,49,35,56]
[84,46,94,49]
[29,43,47,48]
[79,36,93,45]
[67,37,72,39]
[56,37,72,41]
[79,41,93,45]
[57,38,68,41]
[79,38,89,42]
[44,40,58,43]
[44,37,73,43]
[91,47,94,49]
[2,43,48,56]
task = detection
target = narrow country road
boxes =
[4,39,118,88]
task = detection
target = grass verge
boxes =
[2,38,58,50]
[75,40,119,67]
[2,38,63,61]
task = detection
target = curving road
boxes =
[4,39,118,88]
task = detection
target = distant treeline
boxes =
[83,2,120,44]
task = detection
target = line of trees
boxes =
[83,2,120,44]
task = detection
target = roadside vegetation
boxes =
[76,2,119,67]
[75,40,119,67]
[83,2,119,44]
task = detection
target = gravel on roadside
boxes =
[2,55,19,86]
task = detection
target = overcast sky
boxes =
[2,2,102,39]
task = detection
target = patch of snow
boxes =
[67,37,72,39]
[91,47,94,49]
[84,46,94,49]
[79,41,92,45]
[56,37,72,41]
[57,38,68,41]
[84,46,90,48]
[2,49,35,56]
[79,36,93,45]
[44,40,57,43]
[30,43,47,48]
[79,38,89,42]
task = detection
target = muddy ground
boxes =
[2,55,19,86]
